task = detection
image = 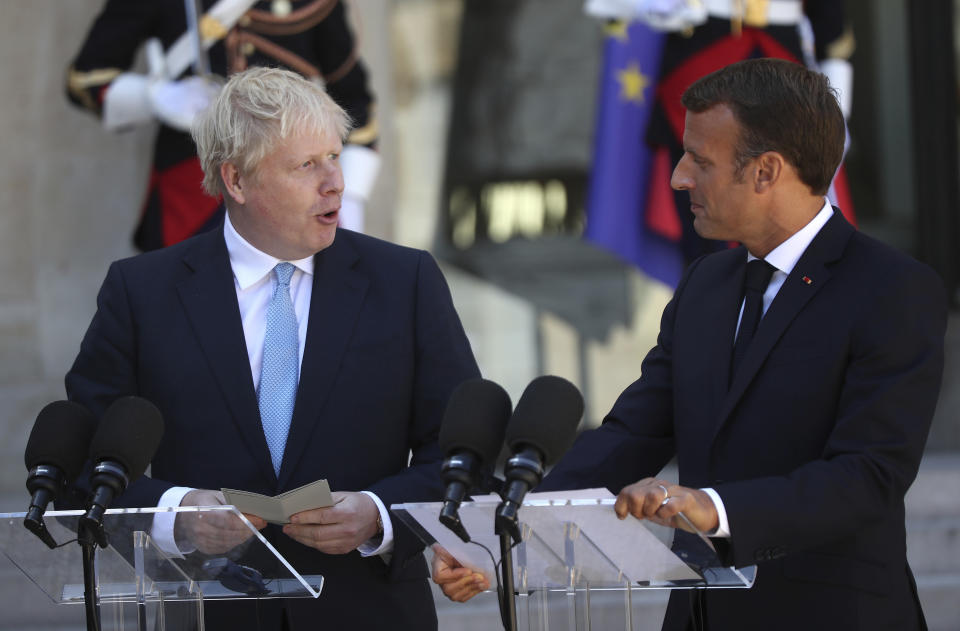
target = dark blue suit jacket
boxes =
[66,226,480,630]
[542,211,946,631]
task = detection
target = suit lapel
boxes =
[692,248,746,416]
[176,228,278,484]
[278,234,370,487]
[714,210,855,437]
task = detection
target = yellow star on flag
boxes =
[604,19,629,42]
[617,62,650,104]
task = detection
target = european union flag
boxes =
[585,21,684,288]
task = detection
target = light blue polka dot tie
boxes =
[258,263,299,475]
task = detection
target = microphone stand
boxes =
[497,530,518,631]
[494,449,542,631]
[77,519,106,631]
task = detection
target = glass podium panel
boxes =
[0,506,323,630]
[394,492,756,631]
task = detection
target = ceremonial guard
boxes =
[67,0,380,250]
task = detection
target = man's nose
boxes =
[671,157,692,191]
[321,163,344,196]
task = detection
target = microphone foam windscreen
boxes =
[439,378,512,464]
[89,396,165,480]
[505,375,584,464]
[24,401,98,480]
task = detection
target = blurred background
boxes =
[0,0,957,628]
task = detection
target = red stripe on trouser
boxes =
[156,158,221,246]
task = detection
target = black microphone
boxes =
[80,396,164,546]
[23,401,97,548]
[438,378,512,542]
[495,376,583,542]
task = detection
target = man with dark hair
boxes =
[648,0,857,266]
[680,58,846,197]
[435,58,945,630]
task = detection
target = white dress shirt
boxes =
[704,199,834,537]
[152,213,393,556]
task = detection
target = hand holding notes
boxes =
[282,491,381,555]
[175,489,267,555]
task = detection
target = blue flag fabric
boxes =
[585,21,684,288]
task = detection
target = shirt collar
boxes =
[223,212,314,290]
[748,199,834,274]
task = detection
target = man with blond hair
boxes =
[67,67,479,630]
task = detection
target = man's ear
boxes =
[221,162,246,205]
[754,152,784,193]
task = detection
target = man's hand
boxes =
[174,489,267,554]
[431,544,489,602]
[283,491,380,554]
[614,478,719,534]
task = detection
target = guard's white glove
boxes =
[337,144,382,234]
[102,74,220,132]
[637,0,708,31]
[101,37,219,132]
[148,76,221,132]
[338,192,365,233]
[102,73,154,131]
[821,57,853,206]
[820,58,853,121]
[584,0,642,19]
[101,39,166,131]
[585,0,708,32]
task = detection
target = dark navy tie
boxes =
[731,259,776,379]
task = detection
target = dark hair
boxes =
[681,58,845,196]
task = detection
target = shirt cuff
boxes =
[357,491,394,557]
[700,487,731,538]
[150,486,196,557]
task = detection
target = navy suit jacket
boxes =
[542,211,946,631]
[66,226,480,630]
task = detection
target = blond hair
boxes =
[192,67,352,197]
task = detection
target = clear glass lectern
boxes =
[393,493,756,631]
[0,506,323,631]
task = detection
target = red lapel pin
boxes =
[801,276,813,285]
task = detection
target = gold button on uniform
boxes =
[271,0,293,17]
